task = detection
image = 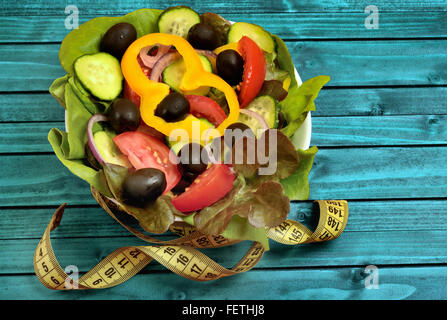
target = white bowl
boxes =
[291,69,311,150]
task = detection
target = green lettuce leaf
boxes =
[273,34,329,138]
[264,51,289,83]
[103,164,176,234]
[273,35,298,87]
[280,146,318,200]
[280,75,330,137]
[221,215,269,250]
[48,128,112,197]
[49,75,69,108]
[59,8,162,74]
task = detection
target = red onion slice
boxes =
[139,44,171,69]
[149,50,218,83]
[87,114,108,164]
[150,52,181,82]
[239,109,269,129]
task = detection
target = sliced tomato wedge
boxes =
[113,131,181,192]
[185,95,227,126]
[238,36,267,108]
[172,164,235,213]
[123,80,141,107]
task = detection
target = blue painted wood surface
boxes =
[0,0,446,300]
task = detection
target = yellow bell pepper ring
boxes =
[121,33,240,140]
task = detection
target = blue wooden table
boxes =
[0,0,446,300]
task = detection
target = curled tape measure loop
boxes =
[34,192,349,290]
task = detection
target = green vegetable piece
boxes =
[280,146,318,200]
[74,52,123,101]
[162,55,212,95]
[245,95,278,129]
[228,22,275,53]
[264,52,290,83]
[93,131,130,167]
[157,6,200,38]
[280,75,330,137]
[59,8,162,74]
[48,128,112,198]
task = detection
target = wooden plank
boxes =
[311,115,447,146]
[316,87,447,117]
[2,12,447,43]
[1,0,445,16]
[2,228,447,274]
[0,122,63,153]
[0,94,64,122]
[2,200,445,240]
[0,154,94,206]
[2,87,446,123]
[1,114,446,153]
[291,40,447,86]
[2,197,447,273]
[0,44,63,92]
[2,40,447,92]
[0,147,446,207]
[1,266,446,299]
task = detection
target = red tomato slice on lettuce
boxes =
[172,164,235,213]
[185,95,227,126]
[113,131,181,192]
[238,36,267,108]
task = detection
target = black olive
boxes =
[171,179,192,194]
[178,143,209,175]
[100,22,137,59]
[216,49,244,86]
[224,122,255,148]
[187,23,220,50]
[155,92,190,122]
[182,170,199,182]
[108,98,140,133]
[122,168,167,208]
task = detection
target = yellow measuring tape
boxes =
[34,188,349,290]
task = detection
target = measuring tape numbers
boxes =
[34,194,348,290]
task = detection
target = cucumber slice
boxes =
[163,55,213,95]
[168,140,189,156]
[166,117,214,151]
[74,53,123,101]
[238,112,265,138]
[245,95,278,129]
[158,6,201,38]
[94,131,130,167]
[228,22,275,53]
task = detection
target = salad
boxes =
[49,7,329,249]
